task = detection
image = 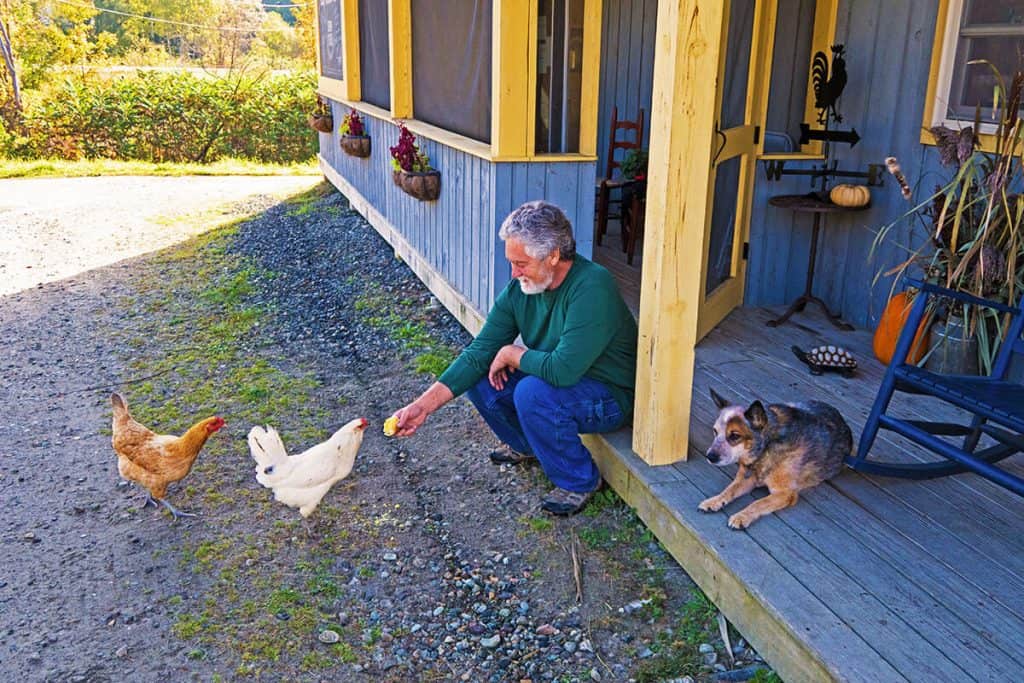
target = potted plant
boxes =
[308,95,333,133]
[339,108,370,158]
[872,63,1023,375]
[389,122,440,201]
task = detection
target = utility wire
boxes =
[56,0,303,32]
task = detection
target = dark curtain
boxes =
[358,0,391,109]
[411,0,492,143]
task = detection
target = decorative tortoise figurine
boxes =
[792,345,857,377]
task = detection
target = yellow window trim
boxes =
[921,0,1004,153]
[315,0,360,102]
[388,0,412,119]
[323,95,597,163]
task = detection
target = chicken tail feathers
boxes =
[111,392,128,417]
[811,51,828,106]
[248,425,287,470]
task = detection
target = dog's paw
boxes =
[727,512,752,530]
[698,496,725,513]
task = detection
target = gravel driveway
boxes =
[0,176,769,683]
[0,176,318,297]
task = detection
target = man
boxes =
[390,200,638,515]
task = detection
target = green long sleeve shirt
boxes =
[438,255,638,418]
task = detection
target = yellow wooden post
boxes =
[578,0,603,156]
[342,0,361,100]
[633,0,726,465]
[491,0,532,158]
[388,0,413,118]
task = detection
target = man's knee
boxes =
[512,375,557,414]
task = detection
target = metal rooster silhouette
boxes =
[812,44,847,125]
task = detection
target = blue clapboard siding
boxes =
[321,102,595,316]
[596,0,657,178]
[745,0,946,330]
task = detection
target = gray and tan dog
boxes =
[698,388,852,529]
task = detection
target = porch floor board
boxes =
[587,304,1024,682]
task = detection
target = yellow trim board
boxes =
[314,0,350,109]
[492,0,532,158]
[319,155,487,335]
[578,0,603,156]
[388,0,412,119]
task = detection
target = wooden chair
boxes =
[595,106,644,248]
[847,279,1024,496]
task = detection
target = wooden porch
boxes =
[585,301,1024,682]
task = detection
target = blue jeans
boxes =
[466,370,625,492]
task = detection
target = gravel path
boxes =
[0,177,771,683]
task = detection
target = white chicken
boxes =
[248,417,368,517]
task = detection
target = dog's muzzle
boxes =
[705,449,721,464]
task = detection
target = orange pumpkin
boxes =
[873,291,931,364]
[829,184,871,207]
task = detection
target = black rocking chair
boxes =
[847,279,1024,496]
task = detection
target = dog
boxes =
[697,388,851,529]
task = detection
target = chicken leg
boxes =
[157,497,196,521]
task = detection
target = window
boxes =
[358,0,390,109]
[317,0,344,81]
[411,0,492,144]
[535,0,585,154]
[930,0,1024,130]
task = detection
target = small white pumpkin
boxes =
[829,184,871,208]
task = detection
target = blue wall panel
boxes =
[745,0,946,330]
[320,106,595,318]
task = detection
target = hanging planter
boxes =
[307,96,333,133]
[389,122,440,201]
[397,169,442,201]
[338,108,371,158]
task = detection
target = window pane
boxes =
[411,0,492,143]
[535,0,585,153]
[765,0,816,151]
[964,0,1024,25]
[949,35,1024,120]
[358,0,390,109]
[318,0,344,80]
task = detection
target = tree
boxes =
[0,0,20,112]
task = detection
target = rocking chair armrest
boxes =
[904,279,1021,316]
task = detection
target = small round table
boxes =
[766,193,867,331]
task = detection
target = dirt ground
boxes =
[0,178,771,682]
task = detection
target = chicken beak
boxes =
[358,418,369,430]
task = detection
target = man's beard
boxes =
[518,268,554,295]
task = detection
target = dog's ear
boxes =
[709,387,731,410]
[745,401,768,429]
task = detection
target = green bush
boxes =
[7,70,319,163]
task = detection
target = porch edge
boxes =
[585,432,838,683]
[318,155,487,336]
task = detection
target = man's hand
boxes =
[392,401,426,436]
[488,344,526,390]
[388,382,455,437]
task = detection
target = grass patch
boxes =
[0,157,320,179]
[520,515,554,534]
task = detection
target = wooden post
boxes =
[491,0,532,159]
[342,0,361,101]
[388,0,412,118]
[633,0,725,465]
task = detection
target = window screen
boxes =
[536,0,585,153]
[764,0,817,152]
[318,0,344,80]
[411,0,492,143]
[358,0,390,109]
[947,0,1024,121]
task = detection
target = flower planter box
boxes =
[308,113,333,133]
[340,134,371,158]
[396,169,441,201]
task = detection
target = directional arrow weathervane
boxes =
[799,123,861,148]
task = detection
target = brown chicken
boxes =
[111,392,225,520]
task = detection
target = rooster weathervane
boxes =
[812,44,848,125]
